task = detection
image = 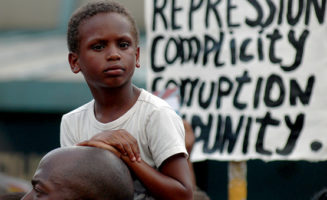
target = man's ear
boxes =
[68,52,81,73]
[135,47,140,68]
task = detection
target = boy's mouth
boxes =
[103,66,125,76]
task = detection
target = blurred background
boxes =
[0,0,147,195]
[0,0,326,199]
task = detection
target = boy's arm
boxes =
[122,152,193,200]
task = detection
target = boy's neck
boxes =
[92,85,141,123]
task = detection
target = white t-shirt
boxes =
[60,89,187,168]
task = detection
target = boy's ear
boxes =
[68,52,81,73]
[135,47,140,68]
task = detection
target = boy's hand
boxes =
[76,129,141,162]
[78,140,122,158]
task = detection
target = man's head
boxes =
[22,146,134,200]
[67,0,139,54]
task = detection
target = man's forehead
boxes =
[33,166,68,190]
[32,163,56,183]
[31,169,53,191]
[34,157,66,181]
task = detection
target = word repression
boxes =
[150,0,325,71]
[152,0,326,30]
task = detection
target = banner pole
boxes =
[228,161,247,200]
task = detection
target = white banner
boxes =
[145,0,327,161]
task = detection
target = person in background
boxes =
[21,146,134,200]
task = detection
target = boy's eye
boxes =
[119,42,130,48]
[91,43,105,51]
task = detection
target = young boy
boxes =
[60,1,193,199]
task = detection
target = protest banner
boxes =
[146,0,327,161]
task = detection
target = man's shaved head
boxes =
[22,146,134,200]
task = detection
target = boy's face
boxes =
[69,12,140,89]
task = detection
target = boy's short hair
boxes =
[67,0,139,53]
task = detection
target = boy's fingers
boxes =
[77,140,121,158]
[130,140,141,162]
[90,134,127,156]
[114,142,128,156]
[77,140,104,148]
[123,133,141,162]
[122,143,136,162]
[79,130,141,162]
[77,140,91,146]
[118,132,139,161]
[120,138,137,162]
[135,152,141,162]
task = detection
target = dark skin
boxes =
[22,147,134,200]
[22,149,86,200]
[69,12,193,200]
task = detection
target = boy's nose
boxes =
[106,45,120,60]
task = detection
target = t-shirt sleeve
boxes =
[60,114,78,147]
[146,107,188,167]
